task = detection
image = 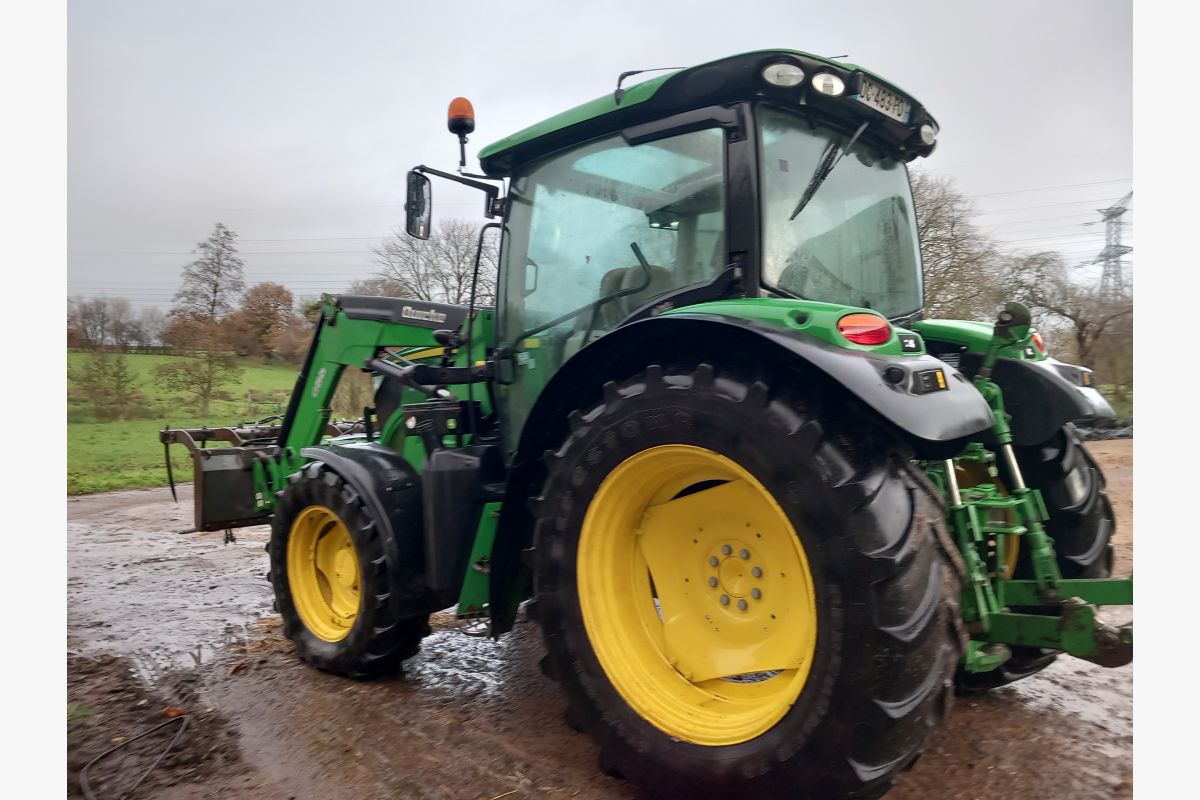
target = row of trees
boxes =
[68,298,167,350]
[911,172,1133,392]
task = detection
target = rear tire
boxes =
[1007,423,1115,579]
[268,462,429,677]
[957,424,1115,693]
[533,363,965,799]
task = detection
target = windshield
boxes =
[759,106,922,318]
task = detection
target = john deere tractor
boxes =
[161,50,1131,798]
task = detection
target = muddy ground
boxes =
[66,440,1133,799]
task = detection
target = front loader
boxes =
[161,49,1131,799]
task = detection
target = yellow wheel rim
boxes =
[287,505,361,642]
[578,445,819,746]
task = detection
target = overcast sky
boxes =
[68,0,1132,310]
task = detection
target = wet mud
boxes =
[67,441,1134,799]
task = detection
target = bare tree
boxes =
[172,222,246,321]
[1009,251,1133,370]
[346,275,409,297]
[107,297,137,349]
[153,318,243,415]
[910,171,1005,319]
[70,297,112,347]
[370,219,498,306]
[67,296,148,350]
[269,315,316,363]
[135,307,166,348]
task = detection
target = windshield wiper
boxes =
[787,121,868,221]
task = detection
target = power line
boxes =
[69,198,1134,256]
[924,146,1131,173]
[964,177,1132,200]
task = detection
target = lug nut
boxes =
[737,599,748,611]
[721,544,732,556]
[739,548,750,560]
[709,556,719,567]
[708,577,718,588]
[719,594,730,605]
[752,567,763,578]
[751,588,762,599]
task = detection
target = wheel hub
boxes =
[714,544,760,600]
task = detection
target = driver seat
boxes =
[559,264,674,362]
[593,264,674,329]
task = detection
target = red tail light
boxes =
[837,313,891,345]
[1031,331,1047,355]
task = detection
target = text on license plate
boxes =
[856,77,911,123]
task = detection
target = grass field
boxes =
[67,352,300,494]
[66,352,1134,495]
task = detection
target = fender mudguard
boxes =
[299,444,429,614]
[686,313,996,445]
[958,354,1114,446]
[487,313,995,634]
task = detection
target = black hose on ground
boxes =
[79,714,190,800]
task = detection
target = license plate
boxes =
[856,77,911,123]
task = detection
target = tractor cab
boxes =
[411,50,940,442]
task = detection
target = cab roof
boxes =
[477,49,936,177]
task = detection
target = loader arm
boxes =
[159,295,496,533]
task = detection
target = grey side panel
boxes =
[1043,358,1117,420]
[335,295,472,330]
[959,354,1101,446]
[675,314,996,443]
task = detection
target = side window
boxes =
[521,184,680,333]
[497,127,728,448]
[502,127,726,343]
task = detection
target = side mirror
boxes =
[405,171,431,240]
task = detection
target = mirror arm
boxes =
[413,165,503,219]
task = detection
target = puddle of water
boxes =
[68,508,278,672]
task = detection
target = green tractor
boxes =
[161,49,1131,799]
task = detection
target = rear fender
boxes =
[958,355,1114,446]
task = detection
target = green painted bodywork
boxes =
[477,72,675,162]
[247,299,497,505]
[478,49,923,171]
[920,312,1131,673]
[912,318,1047,362]
[664,297,925,356]
[240,298,504,618]
[456,501,502,617]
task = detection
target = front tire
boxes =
[268,462,429,677]
[533,363,965,799]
